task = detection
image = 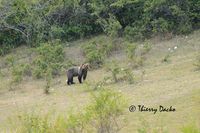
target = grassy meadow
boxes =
[0,30,200,133]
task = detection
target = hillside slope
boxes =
[0,31,200,132]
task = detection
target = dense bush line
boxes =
[0,0,199,55]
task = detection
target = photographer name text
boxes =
[129,105,176,114]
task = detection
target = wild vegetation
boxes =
[0,0,200,55]
[0,0,200,133]
[10,88,127,133]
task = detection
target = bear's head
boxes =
[80,63,90,80]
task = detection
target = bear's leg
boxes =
[67,79,70,85]
[67,78,71,85]
[78,76,82,83]
[71,77,75,84]
[67,76,73,85]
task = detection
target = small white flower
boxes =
[168,48,171,51]
[174,46,177,50]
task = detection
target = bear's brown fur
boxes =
[66,63,90,85]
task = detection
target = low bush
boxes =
[105,60,134,84]
[87,89,127,133]
[181,123,200,133]
[33,40,65,78]
[125,42,151,68]
[11,63,31,83]
[44,68,52,94]
[0,44,14,56]
[14,88,127,133]
[82,41,114,68]
[31,40,65,93]
[97,15,122,38]
[5,55,15,68]
[124,26,145,41]
[105,61,120,83]
[16,112,52,133]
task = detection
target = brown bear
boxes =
[66,63,89,85]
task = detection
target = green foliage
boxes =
[0,44,14,56]
[0,0,199,55]
[125,41,151,68]
[97,14,122,37]
[105,60,120,83]
[105,60,134,84]
[151,18,170,34]
[11,63,31,83]
[126,43,137,60]
[93,77,111,90]
[121,68,134,84]
[124,25,145,41]
[65,111,93,133]
[32,40,64,92]
[82,41,113,68]
[181,124,200,133]
[17,113,51,133]
[15,88,127,133]
[137,118,169,133]
[44,68,52,94]
[5,55,15,67]
[88,88,127,133]
[33,40,64,79]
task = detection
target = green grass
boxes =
[0,31,200,132]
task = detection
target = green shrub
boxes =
[124,25,145,41]
[125,42,151,68]
[141,42,152,56]
[33,40,65,78]
[65,111,93,133]
[105,60,120,83]
[14,88,127,133]
[151,18,170,34]
[121,68,134,84]
[11,63,31,83]
[32,66,43,79]
[82,41,114,68]
[93,77,111,90]
[97,15,122,37]
[44,68,52,94]
[0,44,14,56]
[126,43,137,60]
[17,113,51,133]
[125,43,144,68]
[5,55,15,68]
[181,124,200,133]
[105,60,135,84]
[88,89,127,133]
[50,25,65,40]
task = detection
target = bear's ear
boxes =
[83,63,90,69]
[80,64,84,68]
